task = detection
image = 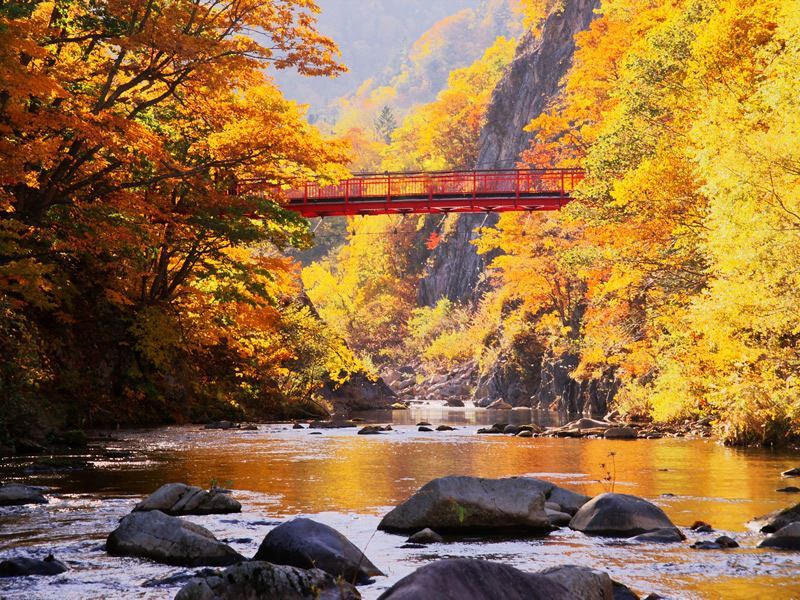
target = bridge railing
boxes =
[281,168,584,205]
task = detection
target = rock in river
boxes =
[253,518,383,584]
[106,510,244,567]
[406,528,444,544]
[782,467,800,478]
[0,483,48,506]
[378,476,570,534]
[485,399,513,410]
[537,565,615,600]
[376,559,571,600]
[134,483,241,516]
[175,561,360,600]
[753,501,800,533]
[570,493,677,537]
[631,528,685,543]
[758,523,800,550]
[0,554,68,577]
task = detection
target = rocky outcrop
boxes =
[415,0,616,417]
[379,476,587,534]
[253,518,383,584]
[0,555,68,577]
[569,493,678,537]
[0,483,48,506]
[106,510,244,567]
[419,0,601,308]
[134,483,241,516]
[174,561,361,600]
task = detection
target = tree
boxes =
[0,0,358,433]
[374,106,398,144]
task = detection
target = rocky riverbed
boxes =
[1,405,800,599]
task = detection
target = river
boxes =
[1,405,799,599]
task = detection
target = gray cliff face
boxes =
[416,0,613,416]
[476,0,600,170]
[418,0,600,306]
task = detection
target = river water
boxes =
[1,405,799,599]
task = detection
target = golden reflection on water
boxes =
[6,411,800,600]
[133,425,795,534]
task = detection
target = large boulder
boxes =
[134,483,241,516]
[0,555,68,577]
[758,522,800,550]
[253,518,383,584]
[106,510,244,566]
[376,559,570,600]
[752,501,800,533]
[538,565,614,600]
[378,476,555,534]
[175,561,360,600]
[570,493,677,537]
[0,483,48,506]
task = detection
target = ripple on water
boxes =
[1,407,799,599]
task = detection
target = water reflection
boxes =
[1,405,799,599]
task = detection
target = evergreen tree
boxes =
[374,105,399,144]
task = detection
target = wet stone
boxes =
[0,555,68,577]
[0,483,48,507]
[406,528,444,544]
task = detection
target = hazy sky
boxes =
[272,0,482,112]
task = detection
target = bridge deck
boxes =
[239,168,584,218]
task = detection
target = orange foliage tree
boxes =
[0,0,357,435]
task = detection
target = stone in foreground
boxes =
[175,561,360,600]
[134,483,241,516]
[376,559,571,600]
[0,555,68,577]
[570,493,677,537]
[378,476,566,534]
[0,483,48,506]
[758,523,800,550]
[106,510,244,566]
[253,518,383,584]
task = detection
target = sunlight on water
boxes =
[1,405,799,599]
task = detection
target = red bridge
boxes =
[238,168,584,218]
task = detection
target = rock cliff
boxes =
[417,0,610,415]
[418,0,600,306]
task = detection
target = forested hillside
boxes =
[272,0,483,113]
[1,0,798,449]
[305,0,800,446]
[0,0,367,447]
